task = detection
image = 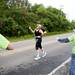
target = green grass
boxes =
[46,31,70,36]
[7,31,71,42]
[7,34,33,42]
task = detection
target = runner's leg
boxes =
[39,38,46,57]
[34,38,41,60]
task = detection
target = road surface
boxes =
[0,33,72,75]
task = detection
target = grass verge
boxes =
[7,31,71,42]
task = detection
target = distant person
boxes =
[57,29,75,75]
[29,24,47,60]
[0,34,14,50]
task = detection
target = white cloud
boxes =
[28,0,75,21]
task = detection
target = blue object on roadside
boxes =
[58,37,69,43]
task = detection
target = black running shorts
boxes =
[35,38,42,50]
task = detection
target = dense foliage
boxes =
[0,0,74,36]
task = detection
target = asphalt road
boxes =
[0,33,72,75]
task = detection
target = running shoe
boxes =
[34,56,41,60]
[42,52,47,57]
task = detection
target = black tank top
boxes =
[35,30,42,36]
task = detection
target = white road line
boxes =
[48,57,71,75]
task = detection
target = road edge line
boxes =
[48,57,71,75]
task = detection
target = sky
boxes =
[28,0,75,21]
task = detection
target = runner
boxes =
[29,24,47,60]
[0,34,14,50]
[57,29,75,75]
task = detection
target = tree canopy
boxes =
[0,0,74,36]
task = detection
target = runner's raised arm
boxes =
[29,27,35,33]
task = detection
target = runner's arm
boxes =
[29,27,34,33]
[41,27,47,35]
[44,31,47,34]
[40,30,44,36]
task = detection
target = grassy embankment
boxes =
[7,31,71,42]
